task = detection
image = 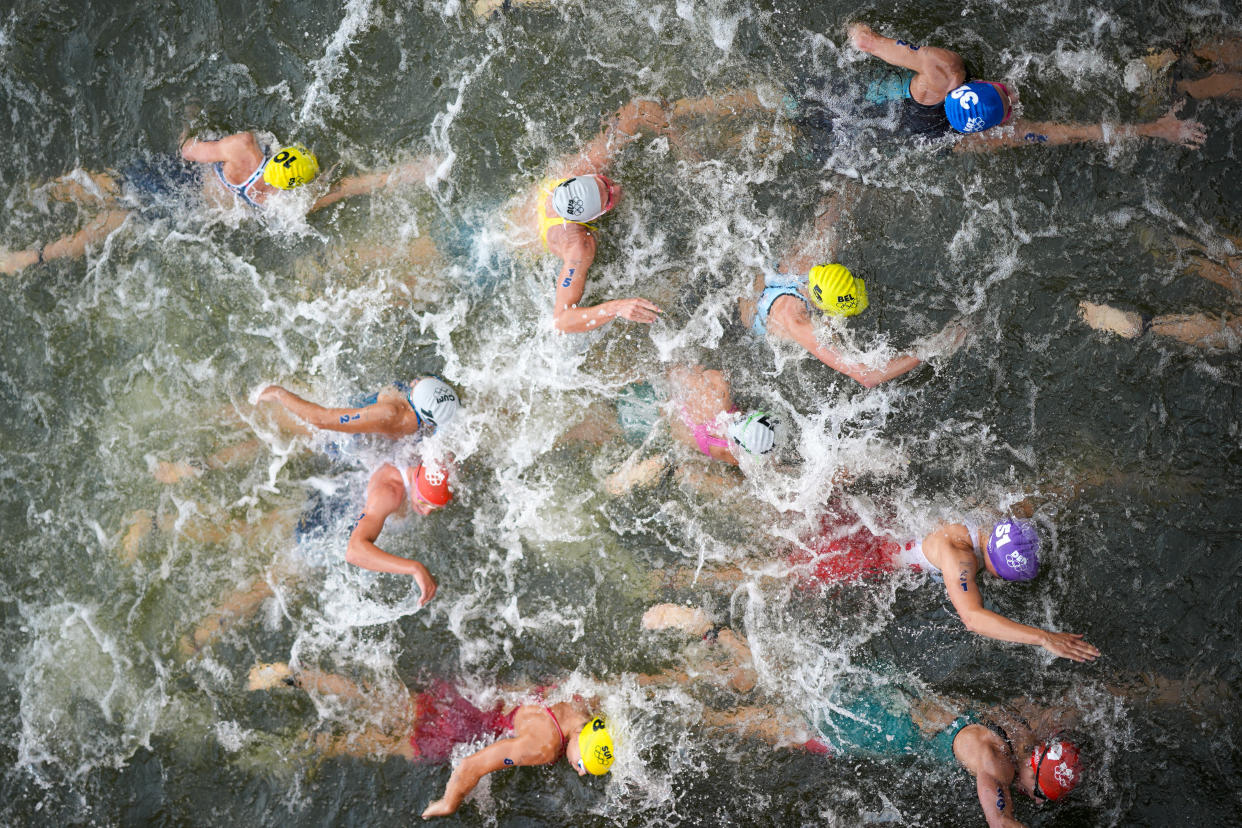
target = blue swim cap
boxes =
[944,83,1006,133]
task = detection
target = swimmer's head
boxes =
[727,410,780,455]
[1029,739,1082,801]
[410,377,459,430]
[571,717,615,776]
[944,82,1014,133]
[411,462,452,514]
[551,175,617,222]
[263,145,320,189]
[985,519,1040,581]
[808,264,868,317]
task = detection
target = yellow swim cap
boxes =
[578,717,615,775]
[263,144,320,190]
[808,263,868,317]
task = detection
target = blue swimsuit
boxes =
[212,159,267,209]
[751,273,811,337]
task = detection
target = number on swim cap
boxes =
[949,86,979,109]
[273,150,296,168]
[994,524,1011,545]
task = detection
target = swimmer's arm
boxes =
[945,566,1100,662]
[974,771,1026,828]
[179,132,257,163]
[346,489,438,604]
[422,736,546,819]
[781,317,921,388]
[257,386,404,435]
[958,106,1207,151]
[847,23,959,74]
[552,244,663,333]
[309,157,441,213]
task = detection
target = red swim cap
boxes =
[414,463,452,508]
[1030,739,1082,801]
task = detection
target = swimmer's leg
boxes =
[700,706,809,747]
[1177,72,1242,99]
[39,171,123,204]
[1192,37,1242,70]
[558,400,625,446]
[1,209,130,275]
[1079,301,1242,348]
[180,577,278,656]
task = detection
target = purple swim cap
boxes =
[986,519,1040,581]
[945,82,1007,133]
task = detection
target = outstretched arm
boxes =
[959,102,1207,151]
[309,155,441,213]
[778,313,922,388]
[944,565,1099,662]
[422,734,545,818]
[257,385,404,435]
[346,469,437,604]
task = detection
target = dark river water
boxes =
[2,0,1241,825]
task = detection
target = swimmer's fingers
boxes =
[412,563,437,607]
[256,385,285,403]
[1181,118,1208,148]
[613,297,663,324]
[1044,631,1101,662]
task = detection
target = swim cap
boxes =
[1030,739,1082,801]
[263,145,320,190]
[410,377,459,429]
[551,176,605,222]
[578,717,615,775]
[808,264,868,317]
[413,463,452,508]
[945,83,1007,133]
[986,519,1040,581]
[727,410,779,455]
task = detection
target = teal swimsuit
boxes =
[812,684,976,765]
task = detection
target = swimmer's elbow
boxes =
[852,372,881,389]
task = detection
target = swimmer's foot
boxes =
[152,459,205,484]
[1078,301,1144,338]
[604,454,668,496]
[641,603,713,637]
[0,247,41,275]
[248,662,294,691]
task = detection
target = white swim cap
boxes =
[410,377,459,429]
[727,410,779,455]
[551,176,605,222]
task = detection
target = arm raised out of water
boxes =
[848,22,967,102]
[346,465,437,605]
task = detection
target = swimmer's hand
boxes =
[1142,100,1207,148]
[256,385,288,404]
[607,297,662,324]
[1040,631,1100,663]
[411,562,438,607]
[848,23,878,54]
[421,798,454,819]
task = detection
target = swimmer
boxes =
[345,460,454,603]
[513,101,669,333]
[577,364,782,495]
[843,22,1206,150]
[0,133,441,275]
[244,662,614,820]
[257,376,460,441]
[644,606,1087,824]
[655,27,1205,155]
[740,193,968,387]
[667,515,1100,662]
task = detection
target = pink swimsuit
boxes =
[680,406,737,456]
